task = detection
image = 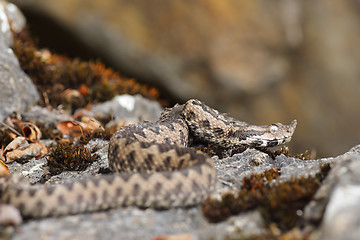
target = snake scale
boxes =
[0,99,297,219]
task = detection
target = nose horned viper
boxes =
[0,99,297,218]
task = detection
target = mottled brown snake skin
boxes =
[0,99,297,218]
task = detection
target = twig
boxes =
[0,121,21,136]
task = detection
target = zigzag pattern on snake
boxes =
[0,99,297,218]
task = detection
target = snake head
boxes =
[243,120,297,147]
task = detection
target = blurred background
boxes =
[9,0,360,157]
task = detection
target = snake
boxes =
[0,99,297,219]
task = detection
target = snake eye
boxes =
[270,125,278,133]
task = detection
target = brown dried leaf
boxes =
[3,137,46,163]
[22,123,42,142]
[26,142,48,159]
[80,116,104,132]
[0,204,22,226]
[57,117,104,138]
[3,137,29,163]
[56,120,83,137]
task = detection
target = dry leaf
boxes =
[22,123,42,142]
[3,137,46,163]
[3,137,29,163]
[57,120,83,137]
[57,117,104,138]
[80,116,104,132]
[26,142,48,159]
[0,204,22,226]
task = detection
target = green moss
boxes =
[202,164,331,232]
[46,142,99,175]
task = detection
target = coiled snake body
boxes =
[0,99,297,218]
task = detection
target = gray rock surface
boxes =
[4,141,360,239]
[304,146,360,240]
[0,2,39,121]
[87,94,163,123]
[21,106,73,130]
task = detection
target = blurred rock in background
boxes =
[9,0,360,157]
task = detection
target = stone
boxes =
[21,105,73,128]
[86,94,163,124]
[6,141,358,239]
[303,146,360,240]
[0,2,38,121]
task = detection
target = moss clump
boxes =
[79,129,114,145]
[242,168,280,191]
[46,142,98,175]
[11,28,160,112]
[202,164,331,231]
[274,147,314,160]
[295,150,313,161]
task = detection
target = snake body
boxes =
[0,99,297,218]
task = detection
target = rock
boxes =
[20,94,163,133]
[200,211,266,240]
[0,2,39,121]
[214,148,332,194]
[5,140,357,239]
[21,106,73,128]
[304,145,360,240]
[86,94,163,124]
